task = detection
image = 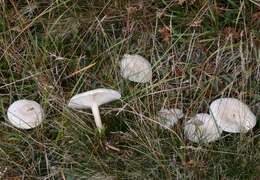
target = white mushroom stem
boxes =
[91,103,103,129]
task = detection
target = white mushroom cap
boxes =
[158,108,184,128]
[68,88,121,130]
[68,88,121,109]
[209,98,256,133]
[120,54,152,83]
[184,113,222,143]
[7,99,44,129]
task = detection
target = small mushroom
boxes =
[209,98,256,133]
[120,54,152,83]
[68,88,121,131]
[7,99,44,129]
[157,108,184,128]
[184,113,222,143]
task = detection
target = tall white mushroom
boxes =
[184,113,222,143]
[68,88,121,131]
[209,98,256,133]
[120,54,152,83]
[157,108,184,128]
[7,99,44,129]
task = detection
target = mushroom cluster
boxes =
[4,54,257,146]
[118,55,257,142]
[183,97,256,143]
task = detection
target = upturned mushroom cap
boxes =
[158,108,184,128]
[120,54,152,83]
[7,99,44,129]
[68,88,121,109]
[209,98,256,133]
[184,113,222,143]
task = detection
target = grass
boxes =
[0,0,260,179]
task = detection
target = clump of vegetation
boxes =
[0,0,259,179]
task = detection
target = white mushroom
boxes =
[68,88,121,131]
[7,99,44,129]
[157,108,184,128]
[209,98,256,133]
[184,113,222,143]
[120,54,152,83]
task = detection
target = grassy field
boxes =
[0,0,260,179]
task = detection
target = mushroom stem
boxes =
[91,103,103,129]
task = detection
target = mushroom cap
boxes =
[120,54,152,83]
[184,113,222,143]
[158,108,184,128]
[68,88,121,109]
[209,98,256,133]
[7,99,44,129]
